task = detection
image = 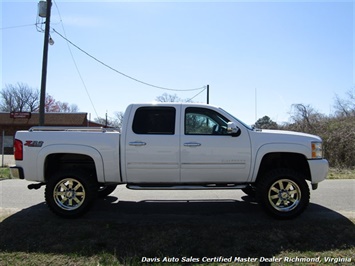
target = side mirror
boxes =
[227,122,241,137]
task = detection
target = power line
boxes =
[0,23,36,30]
[52,28,206,92]
[187,87,207,102]
[52,0,99,119]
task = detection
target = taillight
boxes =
[14,139,23,161]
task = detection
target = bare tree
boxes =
[155,93,192,103]
[1,83,79,113]
[113,111,124,130]
[288,104,324,133]
[45,94,57,112]
[333,88,355,117]
[0,83,39,112]
[45,94,79,112]
[94,111,124,130]
[58,102,79,113]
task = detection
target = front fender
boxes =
[37,144,105,182]
[250,143,310,182]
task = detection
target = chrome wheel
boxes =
[268,179,301,212]
[53,178,86,211]
[46,171,98,218]
[258,169,310,219]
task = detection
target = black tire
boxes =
[257,168,310,219]
[45,170,98,218]
[98,184,117,198]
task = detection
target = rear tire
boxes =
[257,168,310,219]
[45,170,98,218]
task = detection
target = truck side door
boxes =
[124,106,180,183]
[180,106,252,183]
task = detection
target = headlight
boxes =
[311,142,323,159]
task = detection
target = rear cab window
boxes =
[132,107,176,135]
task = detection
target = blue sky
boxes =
[1,0,354,125]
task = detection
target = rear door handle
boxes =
[184,142,201,147]
[129,141,147,146]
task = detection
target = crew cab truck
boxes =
[10,103,328,219]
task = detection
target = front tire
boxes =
[257,169,310,219]
[45,171,98,218]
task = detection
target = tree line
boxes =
[285,100,355,169]
[255,90,355,168]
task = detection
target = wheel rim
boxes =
[53,178,86,211]
[268,179,301,212]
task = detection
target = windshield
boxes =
[219,108,254,131]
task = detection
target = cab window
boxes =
[185,107,230,135]
[132,107,176,135]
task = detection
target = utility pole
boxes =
[39,0,52,126]
[105,111,108,128]
[1,130,4,167]
[255,88,257,122]
[206,84,209,104]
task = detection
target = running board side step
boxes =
[126,184,248,190]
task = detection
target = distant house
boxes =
[0,112,104,154]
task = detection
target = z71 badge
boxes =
[24,140,44,147]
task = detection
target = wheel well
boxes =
[255,152,311,183]
[44,153,97,181]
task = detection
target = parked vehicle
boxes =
[10,103,328,219]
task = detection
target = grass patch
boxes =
[0,251,121,266]
[328,168,355,179]
[0,167,10,179]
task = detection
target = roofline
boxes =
[130,102,218,107]
[0,112,88,115]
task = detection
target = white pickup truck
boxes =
[10,103,328,219]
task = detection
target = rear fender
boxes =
[37,144,105,182]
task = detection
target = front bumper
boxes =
[10,166,25,179]
[308,159,329,185]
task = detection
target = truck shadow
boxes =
[0,197,354,262]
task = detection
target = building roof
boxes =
[0,112,89,126]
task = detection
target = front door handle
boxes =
[184,142,201,147]
[129,141,147,146]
